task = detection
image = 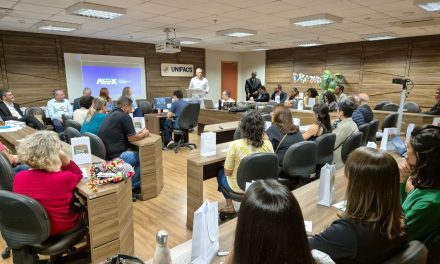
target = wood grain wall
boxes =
[265,35,440,110]
[0,30,205,106]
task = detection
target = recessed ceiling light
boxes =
[178,38,202,45]
[252,48,268,51]
[362,33,397,41]
[414,0,440,11]
[216,28,256,38]
[35,20,80,32]
[290,13,343,27]
[66,2,126,20]
[295,41,324,47]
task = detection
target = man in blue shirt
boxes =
[163,90,188,148]
[46,89,73,133]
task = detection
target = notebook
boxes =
[391,136,407,157]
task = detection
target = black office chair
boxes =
[374,101,392,110]
[280,141,317,188]
[24,107,53,130]
[341,131,363,164]
[0,153,13,191]
[65,119,82,131]
[0,190,88,264]
[384,240,428,264]
[65,127,81,144]
[314,133,336,174]
[220,153,279,202]
[382,103,400,112]
[381,113,398,130]
[172,103,200,153]
[62,114,72,124]
[367,119,379,143]
[261,105,273,113]
[261,113,272,121]
[233,127,242,140]
[404,102,421,113]
[358,123,370,146]
[83,132,106,160]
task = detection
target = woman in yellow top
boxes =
[217,110,274,213]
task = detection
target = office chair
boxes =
[261,113,272,121]
[64,119,82,131]
[374,101,392,110]
[367,119,379,143]
[314,133,336,174]
[83,132,106,160]
[233,127,242,140]
[65,127,81,144]
[384,240,428,264]
[280,141,317,189]
[0,153,13,191]
[0,190,89,264]
[140,101,153,115]
[62,114,72,124]
[219,153,279,202]
[404,102,421,113]
[382,103,400,112]
[24,107,53,130]
[381,113,398,130]
[171,103,200,153]
[341,131,363,164]
[261,105,273,113]
[358,123,370,146]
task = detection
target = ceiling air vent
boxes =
[391,17,440,28]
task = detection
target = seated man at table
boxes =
[163,90,188,149]
[98,96,150,190]
[270,84,287,103]
[73,88,92,111]
[253,86,270,102]
[423,88,440,115]
[47,89,73,133]
[352,93,374,127]
[221,90,235,103]
[0,90,46,130]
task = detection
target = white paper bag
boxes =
[293,118,300,127]
[200,132,216,157]
[132,117,145,133]
[432,117,440,126]
[275,95,280,103]
[317,163,336,207]
[191,201,219,264]
[71,137,92,165]
[380,127,397,150]
[366,141,377,149]
[265,121,271,131]
[405,123,415,144]
[297,99,304,110]
[308,98,316,108]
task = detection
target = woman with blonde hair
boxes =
[80,96,108,135]
[309,147,407,263]
[99,87,113,111]
[13,131,83,236]
[122,86,138,109]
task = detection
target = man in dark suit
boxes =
[424,88,440,115]
[0,90,45,129]
[73,87,92,111]
[254,86,270,102]
[270,84,287,103]
[245,71,262,101]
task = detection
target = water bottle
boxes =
[218,99,222,110]
[153,230,172,264]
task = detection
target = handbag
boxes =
[191,201,219,264]
[317,163,336,207]
[102,254,145,264]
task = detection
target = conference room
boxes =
[0,0,439,263]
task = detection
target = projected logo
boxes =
[96,78,132,85]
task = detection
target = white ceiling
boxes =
[0,0,440,51]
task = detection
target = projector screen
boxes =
[64,53,147,101]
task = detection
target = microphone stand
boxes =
[396,81,408,134]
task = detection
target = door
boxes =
[221,61,238,101]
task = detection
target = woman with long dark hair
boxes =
[323,92,338,112]
[99,87,113,111]
[302,103,331,140]
[305,87,320,106]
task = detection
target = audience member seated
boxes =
[304,88,321,107]
[13,131,84,236]
[73,95,94,125]
[163,90,189,149]
[99,87,113,112]
[221,90,235,103]
[217,110,274,213]
[0,140,28,174]
[47,89,73,134]
[80,97,108,135]
[122,86,137,109]
[332,100,358,169]
[302,104,332,141]
[266,104,303,166]
[253,86,270,102]
[352,93,374,127]
[309,147,407,263]
[398,125,440,254]
[229,180,332,264]
[0,90,46,130]
[73,88,91,111]
[323,92,338,112]
[335,84,348,103]
[98,96,149,190]
[423,88,440,115]
[284,87,300,107]
[270,84,287,103]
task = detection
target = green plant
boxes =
[320,69,344,94]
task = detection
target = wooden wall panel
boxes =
[266,49,293,89]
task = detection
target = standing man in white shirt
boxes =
[189,68,209,96]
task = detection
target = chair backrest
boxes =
[83,132,106,159]
[374,101,392,110]
[65,127,81,144]
[404,102,421,113]
[314,133,336,166]
[236,153,279,191]
[65,119,82,131]
[341,131,363,163]
[283,141,317,179]
[62,114,72,123]
[178,103,200,130]
[0,190,50,249]
[384,240,428,264]
[233,127,242,140]
[367,119,379,142]
[261,105,274,113]
[381,113,398,130]
[0,153,14,191]
[382,103,400,112]
[139,101,153,115]
[24,107,46,123]
[261,113,272,121]
[358,123,370,146]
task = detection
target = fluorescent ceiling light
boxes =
[252,48,268,51]
[178,38,202,45]
[35,20,80,32]
[216,28,256,38]
[415,0,440,11]
[290,13,343,27]
[362,33,396,41]
[66,2,126,20]
[295,41,324,47]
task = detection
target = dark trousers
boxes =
[20,115,45,130]
[163,118,179,145]
[51,118,64,133]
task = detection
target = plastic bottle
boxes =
[153,230,172,264]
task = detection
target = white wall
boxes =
[205,50,266,102]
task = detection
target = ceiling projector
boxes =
[156,28,181,53]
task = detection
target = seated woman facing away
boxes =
[398,125,440,259]
[217,110,274,213]
[80,96,108,135]
[13,131,83,236]
[73,95,94,125]
[309,147,407,264]
[266,104,303,167]
[229,180,334,264]
[302,104,331,141]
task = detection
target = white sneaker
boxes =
[166,140,175,149]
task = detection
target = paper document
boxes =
[71,137,92,165]
[332,200,346,212]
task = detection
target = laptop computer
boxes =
[203,99,217,109]
[391,136,407,157]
